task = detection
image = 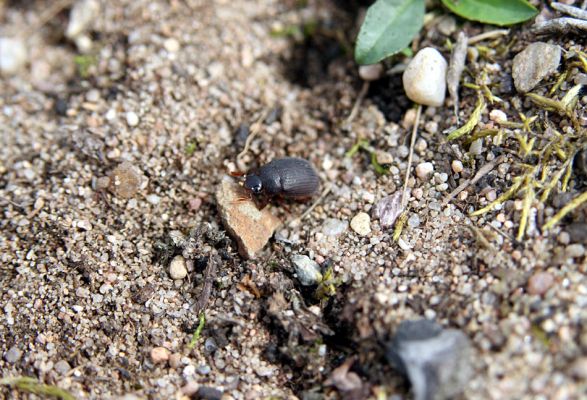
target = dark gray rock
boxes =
[386,319,472,400]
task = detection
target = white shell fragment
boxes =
[402,47,448,107]
[0,37,27,75]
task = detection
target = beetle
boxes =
[235,157,320,209]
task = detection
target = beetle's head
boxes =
[244,174,263,194]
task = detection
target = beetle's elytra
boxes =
[241,157,320,209]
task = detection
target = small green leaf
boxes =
[355,0,425,65]
[441,0,538,26]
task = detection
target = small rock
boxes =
[66,0,99,39]
[489,109,507,122]
[126,111,140,127]
[291,255,322,286]
[527,271,554,295]
[350,212,371,236]
[359,63,384,81]
[512,42,561,93]
[557,231,570,245]
[216,177,281,259]
[386,319,472,400]
[570,357,587,380]
[4,346,22,363]
[197,364,211,375]
[322,218,348,236]
[169,255,188,280]
[0,37,27,75]
[109,162,145,199]
[415,138,428,153]
[566,223,587,244]
[485,189,497,202]
[169,353,182,369]
[408,214,420,228]
[181,381,200,396]
[151,347,170,364]
[566,244,585,259]
[54,360,71,375]
[416,162,434,180]
[451,160,463,174]
[403,47,448,107]
[163,37,180,53]
[197,386,223,400]
[469,139,483,155]
[374,192,403,228]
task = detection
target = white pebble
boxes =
[469,139,483,155]
[164,38,180,53]
[0,37,27,75]
[169,255,188,280]
[126,111,140,127]
[66,0,100,39]
[416,162,434,180]
[359,63,384,81]
[350,212,371,236]
[451,160,463,173]
[489,109,507,122]
[402,47,448,107]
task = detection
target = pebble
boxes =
[54,360,72,375]
[407,214,420,228]
[374,192,403,228]
[163,37,180,53]
[290,255,322,286]
[169,353,182,369]
[197,364,211,375]
[402,47,448,107]
[566,223,587,244]
[215,177,281,259]
[489,109,507,122]
[181,381,200,396]
[146,194,161,205]
[322,218,349,236]
[527,271,554,295]
[414,138,428,154]
[359,63,384,81]
[0,37,27,75]
[451,160,463,174]
[66,0,99,39]
[469,139,483,155]
[385,319,471,400]
[416,162,434,180]
[151,347,170,364]
[512,42,562,93]
[557,231,570,245]
[169,255,188,280]
[486,190,497,202]
[570,357,587,380]
[565,244,585,259]
[4,346,22,363]
[126,111,140,127]
[350,212,371,236]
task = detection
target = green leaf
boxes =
[441,0,538,26]
[355,0,425,65]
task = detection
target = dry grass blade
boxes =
[447,32,468,121]
[543,191,587,231]
[447,95,485,141]
[0,377,75,400]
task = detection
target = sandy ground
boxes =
[1,0,586,399]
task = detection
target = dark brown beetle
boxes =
[235,157,320,209]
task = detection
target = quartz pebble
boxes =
[126,111,140,127]
[512,42,561,93]
[350,212,371,236]
[527,271,554,295]
[403,47,448,107]
[66,0,99,39]
[416,162,434,180]
[291,255,322,286]
[322,218,348,236]
[169,255,188,280]
[451,160,463,174]
[489,109,507,122]
[4,346,22,363]
[565,244,585,259]
[0,37,27,75]
[150,347,170,364]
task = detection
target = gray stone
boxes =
[4,345,22,363]
[512,42,561,93]
[291,255,322,286]
[386,319,472,400]
[54,360,72,374]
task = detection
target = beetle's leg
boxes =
[229,170,246,177]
